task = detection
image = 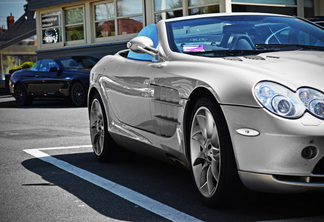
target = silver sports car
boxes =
[88,13,324,206]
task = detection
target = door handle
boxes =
[35,74,39,78]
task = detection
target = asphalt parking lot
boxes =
[1,91,324,222]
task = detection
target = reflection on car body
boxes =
[88,13,324,206]
[9,56,98,106]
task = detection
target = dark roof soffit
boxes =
[28,0,84,10]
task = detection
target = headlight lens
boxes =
[271,95,294,115]
[255,82,305,118]
[297,88,324,119]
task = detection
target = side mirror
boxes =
[49,66,58,72]
[127,36,158,57]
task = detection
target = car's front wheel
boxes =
[189,97,240,207]
[14,84,32,106]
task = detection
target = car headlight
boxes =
[254,82,305,118]
[297,88,324,119]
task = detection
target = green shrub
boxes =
[9,61,35,74]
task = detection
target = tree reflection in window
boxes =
[95,2,115,38]
[65,7,84,41]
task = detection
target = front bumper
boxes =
[222,105,324,193]
[9,79,14,94]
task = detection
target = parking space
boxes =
[24,145,202,222]
[1,95,324,222]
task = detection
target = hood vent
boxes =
[266,55,280,59]
[244,55,265,60]
[223,57,243,61]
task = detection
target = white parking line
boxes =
[24,146,203,222]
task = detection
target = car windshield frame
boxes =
[165,15,324,57]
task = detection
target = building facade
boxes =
[28,0,324,60]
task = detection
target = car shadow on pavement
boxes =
[0,100,83,109]
[0,100,17,108]
[21,152,324,221]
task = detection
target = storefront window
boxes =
[118,16,143,35]
[304,0,314,18]
[65,7,84,41]
[1,54,36,78]
[155,10,183,23]
[189,0,219,6]
[232,4,296,15]
[154,0,183,23]
[154,0,219,22]
[117,0,143,35]
[117,0,142,16]
[154,0,182,11]
[188,0,219,15]
[232,0,297,15]
[232,0,296,5]
[95,2,115,38]
[94,0,143,38]
[189,5,219,15]
[41,11,62,44]
[95,2,115,20]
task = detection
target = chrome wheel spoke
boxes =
[205,110,214,139]
[206,165,216,194]
[93,133,100,153]
[191,131,205,150]
[211,125,219,148]
[91,120,97,129]
[199,163,208,188]
[211,156,220,183]
[190,105,221,198]
[199,163,216,195]
[193,151,206,166]
[196,114,208,140]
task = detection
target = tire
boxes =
[89,93,134,162]
[188,97,240,207]
[14,84,32,106]
[70,81,87,107]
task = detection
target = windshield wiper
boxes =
[255,44,324,51]
[185,50,261,57]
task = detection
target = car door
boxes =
[29,59,64,97]
[17,60,42,94]
[149,63,184,137]
[102,57,154,133]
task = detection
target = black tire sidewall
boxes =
[71,81,87,107]
[91,93,114,162]
[188,96,239,207]
[15,84,31,106]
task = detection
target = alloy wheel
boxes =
[71,82,86,106]
[190,106,221,198]
[90,98,105,156]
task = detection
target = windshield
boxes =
[59,57,98,69]
[165,15,324,57]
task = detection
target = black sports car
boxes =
[9,56,98,106]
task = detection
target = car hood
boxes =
[237,50,324,90]
[165,50,324,107]
[215,50,324,107]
